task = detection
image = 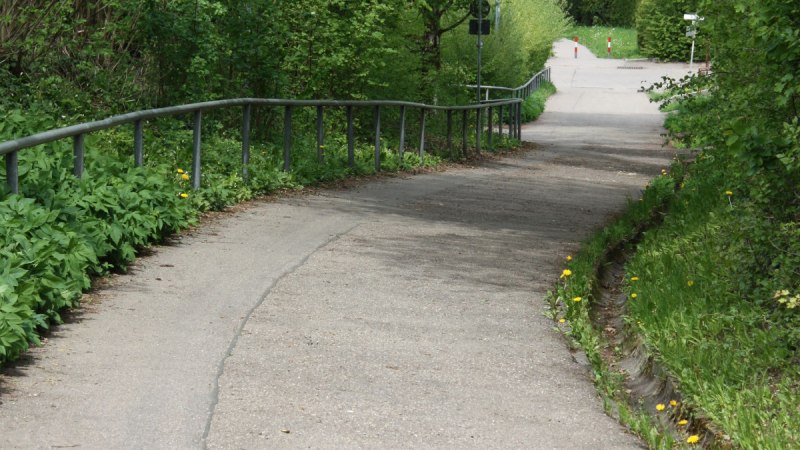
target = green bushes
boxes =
[521,81,556,122]
[565,0,641,26]
[636,0,699,61]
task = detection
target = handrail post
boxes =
[516,103,522,139]
[192,111,202,189]
[419,108,426,157]
[134,120,144,167]
[374,105,381,172]
[498,104,503,140]
[399,105,406,163]
[283,105,292,172]
[446,110,453,159]
[346,106,354,168]
[242,104,251,181]
[461,109,468,158]
[475,107,481,155]
[5,151,18,194]
[487,106,493,150]
[73,134,85,178]
[316,105,324,162]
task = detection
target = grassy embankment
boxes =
[567,25,643,59]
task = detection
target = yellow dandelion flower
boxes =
[177,168,185,174]
[678,419,689,426]
[670,400,678,407]
[179,192,189,199]
[631,276,639,282]
[573,296,582,303]
[687,280,694,287]
[656,403,665,411]
[631,293,638,299]
[566,255,573,262]
[725,190,733,196]
[687,435,700,444]
[661,169,667,175]
[181,173,190,181]
[560,269,572,278]
[559,318,566,323]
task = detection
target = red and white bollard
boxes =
[574,36,579,59]
[607,37,612,58]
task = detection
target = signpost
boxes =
[469,0,491,104]
[683,13,704,69]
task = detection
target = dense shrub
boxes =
[636,0,700,61]
[565,0,640,26]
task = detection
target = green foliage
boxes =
[520,81,556,122]
[565,0,641,26]
[636,0,700,61]
[568,25,643,59]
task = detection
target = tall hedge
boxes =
[636,0,700,61]
[566,0,640,26]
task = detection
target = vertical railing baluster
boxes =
[398,105,406,163]
[475,108,481,155]
[346,106,354,168]
[374,106,381,172]
[498,104,503,140]
[73,134,85,178]
[192,111,202,189]
[461,109,468,158]
[487,106,493,150]
[316,105,324,162]
[446,110,453,159]
[134,120,144,167]
[516,103,522,139]
[5,151,18,194]
[242,104,251,181]
[283,106,292,172]
[418,108,426,157]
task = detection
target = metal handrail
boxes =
[466,67,552,101]
[1,71,546,193]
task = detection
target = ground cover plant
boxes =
[567,25,643,59]
[554,0,800,447]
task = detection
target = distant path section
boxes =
[0,39,689,449]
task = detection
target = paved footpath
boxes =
[0,40,689,449]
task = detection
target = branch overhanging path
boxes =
[0,39,691,449]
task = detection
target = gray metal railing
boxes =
[1,70,550,194]
[467,67,552,101]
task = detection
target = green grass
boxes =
[567,25,643,60]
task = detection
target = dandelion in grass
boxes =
[560,269,572,279]
[177,168,185,174]
[670,400,678,407]
[687,435,700,444]
[661,169,667,175]
[687,280,694,287]
[725,190,733,207]
[678,419,688,426]
[573,296,582,303]
[566,255,573,262]
[181,173,190,181]
[559,318,566,324]
[179,192,189,199]
[630,276,639,282]
[631,293,637,299]
[656,403,665,411]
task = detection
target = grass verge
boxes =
[567,25,643,60]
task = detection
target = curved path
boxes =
[0,40,690,449]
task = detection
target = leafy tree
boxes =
[636,0,699,61]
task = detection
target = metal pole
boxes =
[73,133,85,178]
[192,111,202,189]
[283,106,292,172]
[374,106,381,172]
[399,105,406,162]
[419,108,426,157]
[446,110,453,158]
[498,104,503,139]
[487,106,493,150]
[134,120,144,167]
[461,109,468,158]
[242,105,251,180]
[475,108,481,155]
[477,1,482,104]
[316,105,324,162]
[5,151,18,194]
[346,106,354,168]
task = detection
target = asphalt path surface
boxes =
[0,40,690,449]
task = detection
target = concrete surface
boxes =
[0,39,690,449]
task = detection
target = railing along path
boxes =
[1,68,550,194]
